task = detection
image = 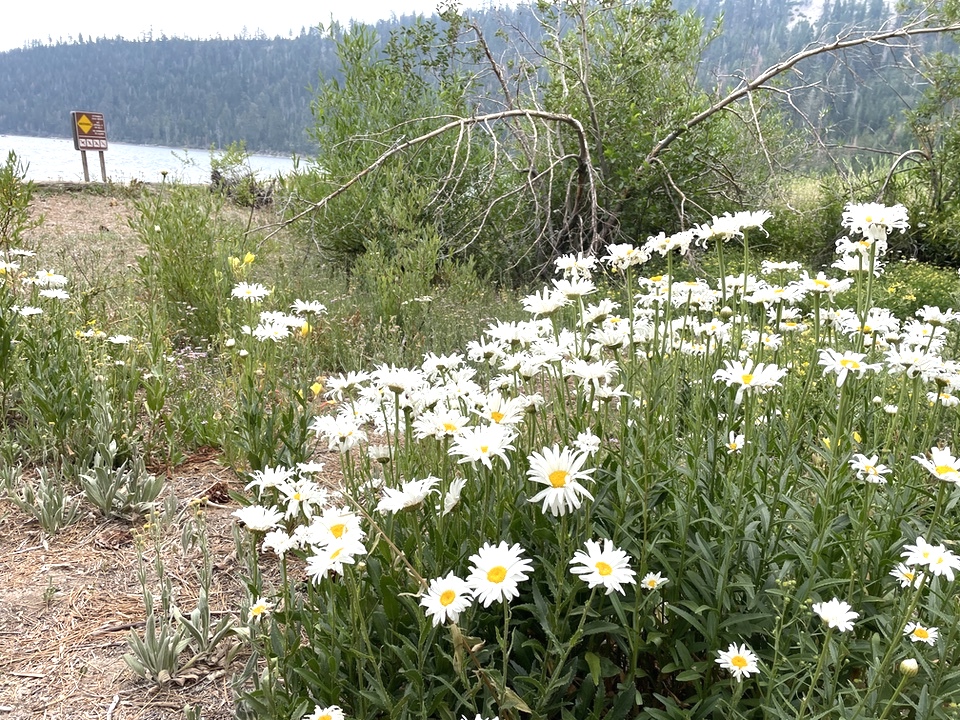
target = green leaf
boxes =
[584,651,602,686]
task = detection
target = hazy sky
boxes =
[2,1,499,52]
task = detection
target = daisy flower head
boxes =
[466,541,534,607]
[842,201,909,242]
[800,271,853,298]
[291,299,327,315]
[420,572,474,626]
[602,242,648,271]
[296,507,363,549]
[818,348,881,387]
[252,322,290,342]
[231,281,271,302]
[552,276,597,298]
[38,288,70,300]
[569,539,637,595]
[889,562,923,589]
[901,536,960,581]
[449,423,517,470]
[713,358,787,405]
[244,464,297,493]
[554,251,597,279]
[641,572,669,590]
[0,259,19,275]
[304,705,345,720]
[522,287,570,316]
[904,622,938,646]
[715,642,760,682]
[526,445,594,516]
[573,429,602,456]
[440,476,468,516]
[278,477,329,520]
[811,598,859,632]
[305,538,366,582]
[849,453,892,484]
[34,269,68,287]
[376,476,440,514]
[231,504,284,532]
[262,529,297,557]
[725,431,746,454]
[247,597,273,621]
[912,446,960,483]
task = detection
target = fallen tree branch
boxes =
[267,109,598,252]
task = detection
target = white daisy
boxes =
[526,445,594,516]
[569,539,637,595]
[466,541,534,607]
[715,642,760,682]
[811,598,858,632]
[420,573,474,626]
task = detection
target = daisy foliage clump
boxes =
[210,202,960,720]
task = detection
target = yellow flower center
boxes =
[331,548,343,560]
[913,627,930,639]
[293,492,302,501]
[865,215,873,223]
[443,422,458,432]
[440,589,457,607]
[840,359,860,369]
[596,561,613,576]
[487,566,507,583]
[731,655,748,669]
[741,373,754,385]
[935,465,955,476]
[646,579,657,588]
[330,523,346,539]
[814,279,830,288]
[549,470,568,488]
[904,571,915,581]
[251,604,267,616]
[319,715,332,720]
[864,465,875,474]
[490,411,505,423]
[480,445,489,454]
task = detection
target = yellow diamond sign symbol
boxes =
[77,114,93,134]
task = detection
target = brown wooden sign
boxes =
[71,111,108,151]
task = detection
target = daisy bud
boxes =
[719,306,734,320]
[899,658,919,677]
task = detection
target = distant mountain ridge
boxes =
[0,0,939,155]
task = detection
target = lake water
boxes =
[0,134,297,184]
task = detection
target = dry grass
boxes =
[0,452,242,720]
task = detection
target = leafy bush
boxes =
[132,183,252,344]
[230,204,960,720]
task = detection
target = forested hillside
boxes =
[0,0,949,154]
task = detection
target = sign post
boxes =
[70,111,108,182]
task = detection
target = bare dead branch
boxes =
[645,21,960,165]
[877,148,930,200]
[268,109,599,254]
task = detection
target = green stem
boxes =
[796,626,835,720]
[875,672,911,720]
[850,576,927,719]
